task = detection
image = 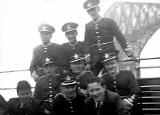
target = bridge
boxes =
[104,2,160,78]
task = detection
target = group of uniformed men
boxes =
[0,0,142,115]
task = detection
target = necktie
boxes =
[97,101,101,110]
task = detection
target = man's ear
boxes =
[102,85,107,91]
[97,6,100,12]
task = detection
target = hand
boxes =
[128,55,137,61]
[79,88,87,95]
[44,109,51,114]
[123,98,133,106]
[84,54,90,63]
[31,71,39,81]
[125,47,135,58]
[84,64,91,71]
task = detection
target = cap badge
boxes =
[45,58,50,62]
[73,54,79,59]
[105,54,109,58]
[66,76,71,81]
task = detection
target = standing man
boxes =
[33,58,62,115]
[83,0,135,75]
[61,22,86,71]
[52,76,86,115]
[30,24,65,81]
[101,53,140,114]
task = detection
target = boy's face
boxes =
[43,64,57,76]
[65,30,78,43]
[104,60,119,75]
[40,31,52,44]
[87,82,105,102]
[18,89,32,98]
[87,6,100,20]
[61,85,77,98]
[70,61,84,73]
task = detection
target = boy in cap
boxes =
[101,53,140,114]
[67,53,94,95]
[7,80,41,115]
[30,23,66,81]
[33,58,62,115]
[0,95,8,115]
[52,76,86,115]
[83,0,135,76]
[61,22,87,71]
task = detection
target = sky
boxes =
[0,0,160,100]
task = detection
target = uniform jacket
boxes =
[34,74,62,101]
[85,90,129,115]
[52,92,86,115]
[102,70,140,98]
[6,97,41,115]
[84,18,128,55]
[30,43,66,76]
[33,74,62,114]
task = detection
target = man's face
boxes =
[43,64,57,76]
[40,31,52,44]
[61,85,77,98]
[104,60,119,75]
[87,6,99,20]
[18,89,32,98]
[65,30,78,43]
[87,82,105,102]
[70,61,84,73]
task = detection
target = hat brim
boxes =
[86,5,98,11]
[65,29,77,33]
[42,61,57,67]
[70,58,84,63]
[102,56,117,63]
[61,81,77,86]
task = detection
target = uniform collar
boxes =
[42,42,52,47]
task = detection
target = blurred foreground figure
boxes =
[0,95,8,115]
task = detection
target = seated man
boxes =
[85,76,130,115]
[33,58,62,115]
[101,53,140,114]
[7,80,41,115]
[52,76,86,115]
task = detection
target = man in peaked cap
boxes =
[33,58,62,115]
[83,0,135,76]
[101,53,140,115]
[30,23,66,81]
[61,22,87,72]
[67,53,95,95]
[52,75,87,115]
